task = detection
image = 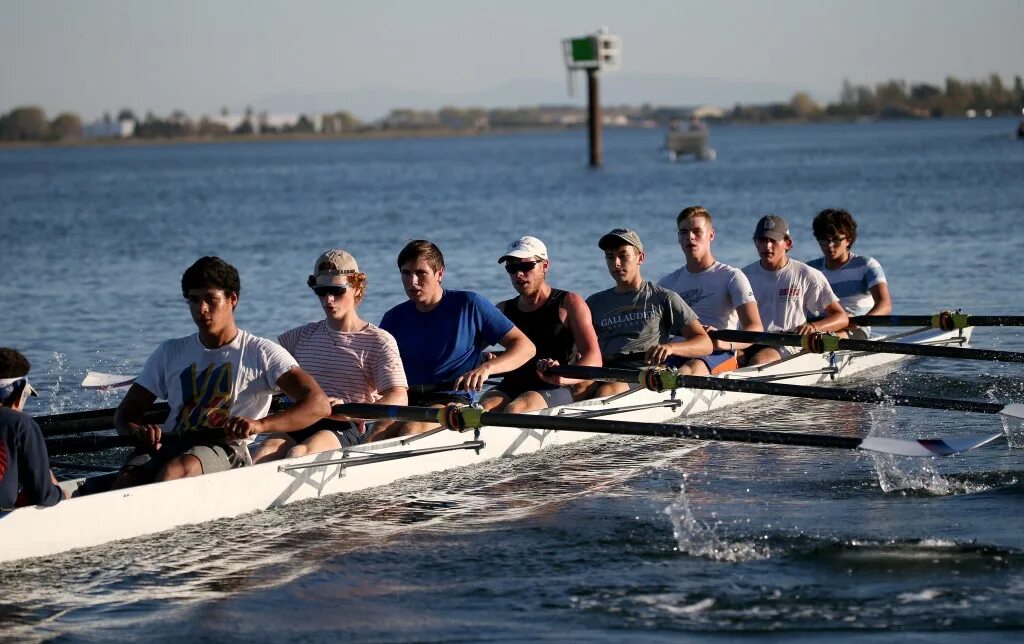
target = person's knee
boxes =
[158,455,202,481]
[595,381,628,397]
[506,392,545,413]
[678,359,709,376]
[286,444,310,458]
[253,437,293,464]
[479,394,508,412]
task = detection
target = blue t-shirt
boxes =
[1,407,62,509]
[380,290,514,386]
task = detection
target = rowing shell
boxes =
[0,325,986,564]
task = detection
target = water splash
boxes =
[663,475,769,562]
[987,382,1024,449]
[44,352,71,415]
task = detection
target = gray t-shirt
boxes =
[586,281,698,361]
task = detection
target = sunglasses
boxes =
[313,286,348,298]
[816,236,848,247]
[504,260,541,274]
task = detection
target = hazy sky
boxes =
[2,0,1021,121]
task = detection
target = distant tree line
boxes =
[3,73,1022,143]
[729,74,1024,123]
[0,106,83,141]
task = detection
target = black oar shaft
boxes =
[710,329,1024,364]
[336,403,865,451]
[546,365,1006,415]
[44,427,225,455]
[850,314,1024,328]
[37,405,169,437]
[45,434,136,455]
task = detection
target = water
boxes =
[2,118,1024,640]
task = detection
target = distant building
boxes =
[203,113,322,134]
[82,119,136,139]
[692,105,726,120]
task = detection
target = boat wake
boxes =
[0,435,706,639]
[569,536,1024,632]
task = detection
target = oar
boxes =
[545,365,1024,420]
[45,434,137,455]
[36,405,170,437]
[849,311,1024,330]
[710,329,1024,364]
[82,371,137,390]
[45,427,225,456]
[336,403,1003,457]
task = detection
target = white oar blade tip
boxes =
[81,371,137,390]
[1000,403,1024,420]
[859,432,1005,457]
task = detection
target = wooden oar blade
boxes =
[81,372,137,390]
[858,432,1005,457]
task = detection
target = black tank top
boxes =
[498,288,576,386]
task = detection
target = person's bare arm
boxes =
[223,367,330,439]
[113,383,162,449]
[646,320,713,365]
[454,327,535,391]
[867,282,892,316]
[712,301,763,352]
[538,293,601,386]
[795,302,849,335]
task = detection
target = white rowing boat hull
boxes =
[0,326,971,564]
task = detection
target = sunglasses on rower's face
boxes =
[505,260,541,274]
[816,236,848,247]
[313,286,348,298]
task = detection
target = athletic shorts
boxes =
[288,420,364,447]
[489,380,575,408]
[697,350,740,374]
[407,390,473,407]
[745,343,802,360]
[123,434,248,481]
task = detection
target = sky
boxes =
[2,0,1022,121]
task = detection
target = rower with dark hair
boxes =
[372,240,535,439]
[113,256,330,487]
[0,348,63,509]
[807,208,891,339]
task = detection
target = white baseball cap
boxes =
[498,236,548,263]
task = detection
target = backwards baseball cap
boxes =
[0,376,37,399]
[753,214,790,241]
[307,249,360,288]
[598,228,644,252]
[498,236,548,264]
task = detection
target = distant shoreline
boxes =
[0,126,566,151]
[1,115,1018,152]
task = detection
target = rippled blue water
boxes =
[1,118,1024,641]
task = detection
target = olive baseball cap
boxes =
[598,228,644,252]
